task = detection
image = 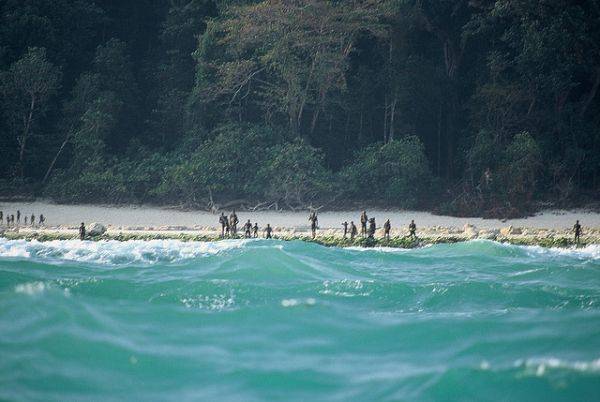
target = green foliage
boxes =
[501,131,542,205]
[257,140,331,207]
[0,47,61,177]
[46,152,174,204]
[0,0,599,215]
[154,124,284,205]
[342,136,436,208]
[465,130,497,187]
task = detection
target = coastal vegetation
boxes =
[1,0,600,217]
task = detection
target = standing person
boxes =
[244,219,252,238]
[16,210,21,225]
[253,223,259,238]
[79,222,86,240]
[0,211,3,224]
[308,212,318,239]
[31,214,35,227]
[408,220,417,239]
[342,221,349,238]
[219,213,228,237]
[360,211,368,237]
[265,224,273,239]
[573,220,582,244]
[11,215,15,227]
[350,221,358,240]
[39,214,45,226]
[24,216,28,225]
[230,210,239,236]
[368,218,376,239]
[383,219,391,239]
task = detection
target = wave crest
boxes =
[0,238,252,266]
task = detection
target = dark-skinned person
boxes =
[230,210,239,235]
[309,212,318,239]
[342,221,349,238]
[368,217,376,239]
[265,224,273,239]
[79,222,86,240]
[244,219,252,238]
[383,219,391,239]
[574,220,582,245]
[350,221,358,240]
[219,213,228,237]
[360,210,368,237]
[409,220,417,239]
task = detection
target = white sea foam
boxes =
[0,238,252,265]
[459,239,600,260]
[344,246,411,253]
[281,298,316,307]
[521,244,600,260]
[180,293,236,311]
[14,281,47,295]
[319,279,373,297]
[508,268,544,277]
[515,357,600,375]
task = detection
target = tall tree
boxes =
[1,47,61,177]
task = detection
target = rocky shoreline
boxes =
[1,224,598,248]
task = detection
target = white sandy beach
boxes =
[1,201,599,231]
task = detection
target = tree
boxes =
[501,131,542,207]
[1,47,61,177]
[192,0,385,142]
[342,135,436,208]
[257,139,331,208]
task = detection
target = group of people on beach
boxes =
[215,210,585,243]
[341,211,417,240]
[216,209,418,241]
[2,207,586,244]
[218,211,268,238]
[0,210,46,228]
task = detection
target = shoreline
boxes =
[1,226,598,249]
[1,201,598,249]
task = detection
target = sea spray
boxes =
[1,238,599,401]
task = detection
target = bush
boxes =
[500,131,542,206]
[257,139,331,207]
[446,130,543,218]
[154,124,284,205]
[45,152,175,204]
[341,136,436,208]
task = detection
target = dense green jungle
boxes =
[1,0,599,217]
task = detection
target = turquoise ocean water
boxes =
[1,238,599,401]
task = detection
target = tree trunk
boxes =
[580,67,600,118]
[309,89,326,136]
[446,96,454,180]
[358,110,363,144]
[389,97,397,142]
[18,95,36,178]
[309,107,320,136]
[297,55,317,132]
[289,105,298,137]
[344,111,350,149]
[383,95,388,143]
[43,134,71,183]
[443,39,462,80]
